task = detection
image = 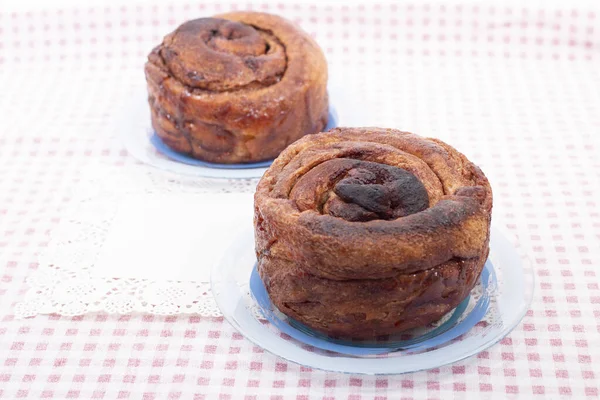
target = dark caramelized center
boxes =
[327,162,429,221]
[290,159,430,222]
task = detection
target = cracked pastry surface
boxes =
[145,12,329,164]
[254,127,493,340]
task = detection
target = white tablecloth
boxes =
[1,1,599,398]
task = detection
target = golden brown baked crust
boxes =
[145,12,328,164]
[254,127,493,339]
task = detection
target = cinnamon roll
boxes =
[254,128,493,340]
[145,12,329,164]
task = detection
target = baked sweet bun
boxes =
[254,127,493,340]
[145,12,329,164]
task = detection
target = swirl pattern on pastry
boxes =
[254,128,493,339]
[145,12,328,164]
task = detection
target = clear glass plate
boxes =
[117,89,338,179]
[211,226,534,374]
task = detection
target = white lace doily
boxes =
[15,165,257,318]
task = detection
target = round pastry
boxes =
[145,12,329,164]
[254,128,493,340]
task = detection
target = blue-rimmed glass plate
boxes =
[211,226,534,374]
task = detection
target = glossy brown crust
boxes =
[145,12,328,164]
[259,252,487,339]
[254,128,493,339]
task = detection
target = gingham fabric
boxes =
[1,1,600,398]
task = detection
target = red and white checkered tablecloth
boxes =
[1,0,600,398]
